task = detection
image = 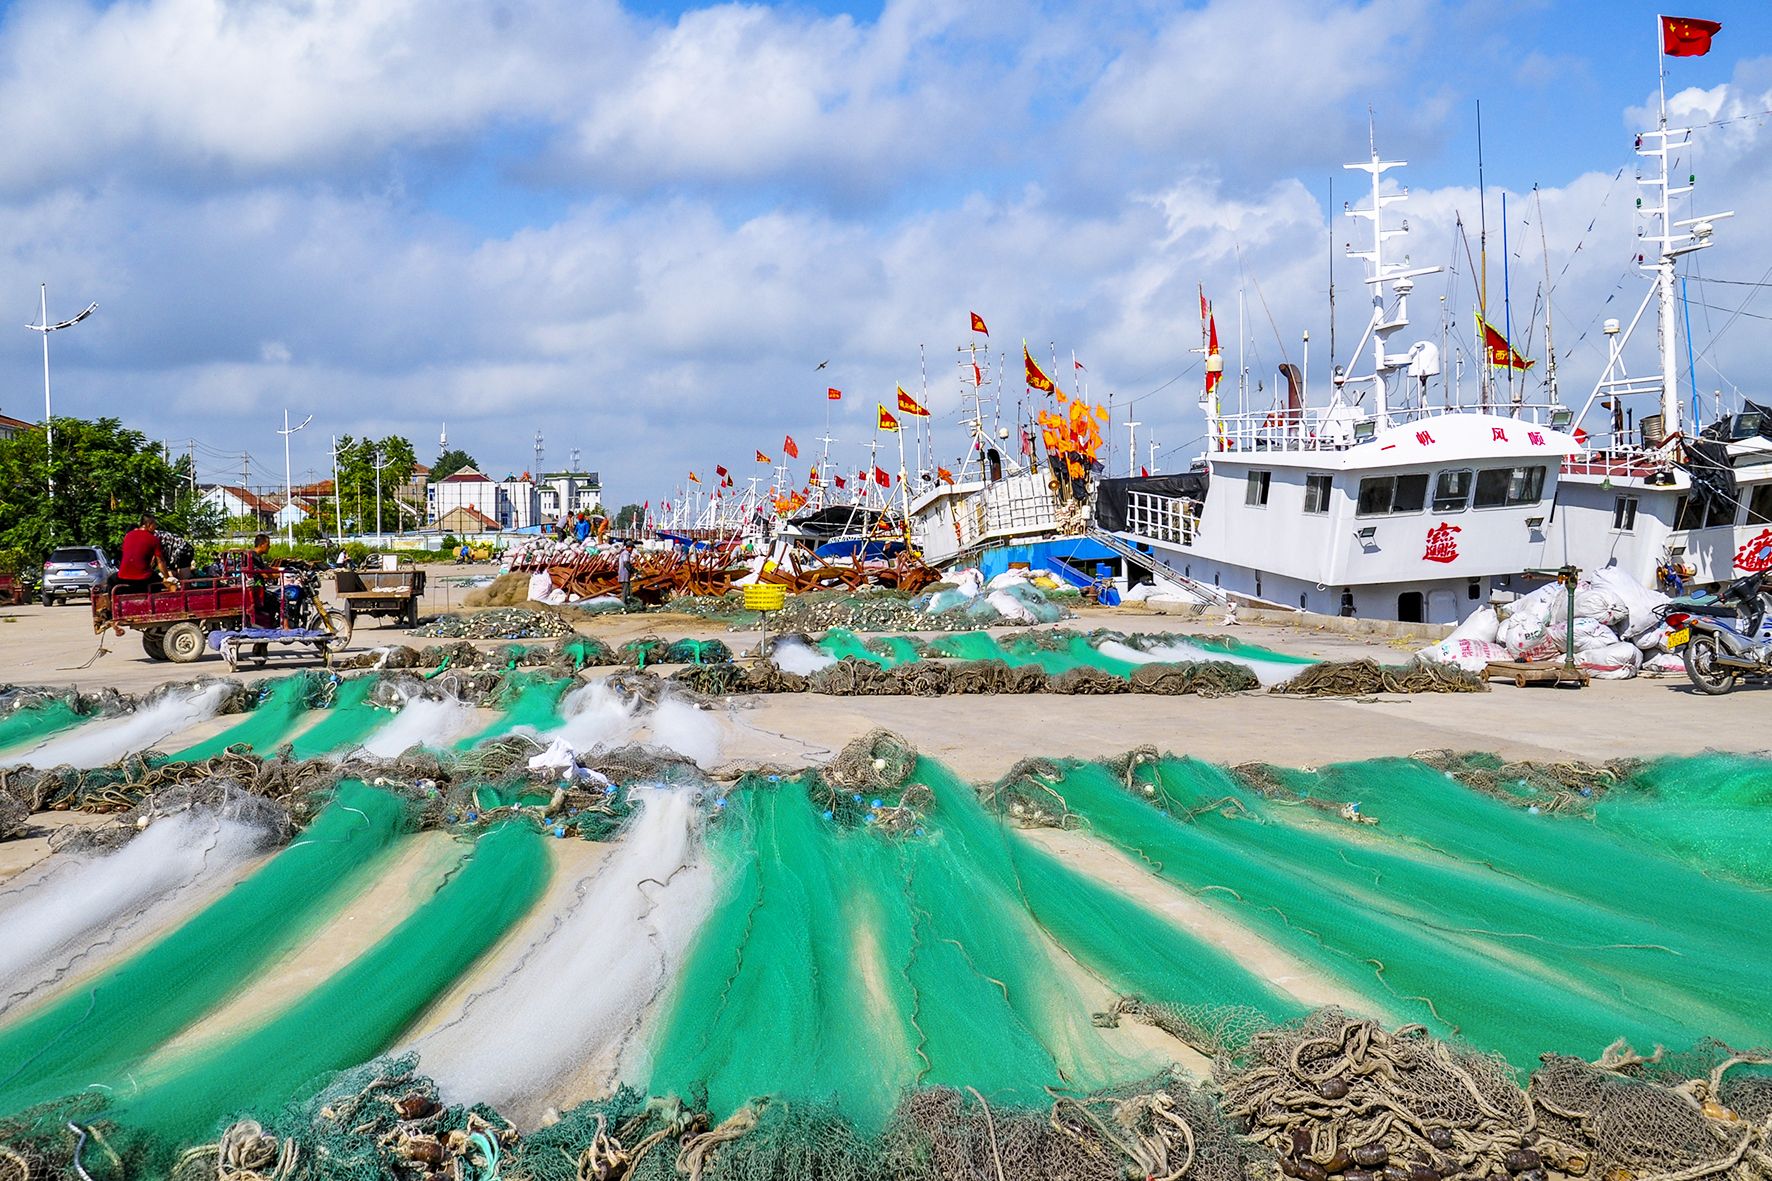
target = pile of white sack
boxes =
[503,536,605,571]
[1416,565,1685,679]
[914,567,1068,625]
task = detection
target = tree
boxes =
[336,435,417,534]
[614,503,644,530]
[0,417,190,561]
[161,490,228,544]
[432,448,478,483]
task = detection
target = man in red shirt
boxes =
[105,513,179,634]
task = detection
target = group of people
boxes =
[557,510,608,543]
[103,519,292,634]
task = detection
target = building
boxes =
[432,468,502,534]
[536,469,601,524]
[497,474,539,531]
[0,410,32,443]
[200,485,282,531]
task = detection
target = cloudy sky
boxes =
[3,0,1771,507]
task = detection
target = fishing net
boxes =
[672,662,749,695]
[1271,659,1486,696]
[453,674,571,748]
[738,660,807,693]
[1019,754,1772,1068]
[661,639,733,665]
[1217,1010,1533,1178]
[169,673,331,761]
[1528,1042,1772,1181]
[411,608,577,640]
[106,821,549,1162]
[1127,661,1260,696]
[1407,749,1640,813]
[0,687,115,755]
[808,656,899,696]
[1588,753,1772,890]
[0,781,411,1115]
[822,730,919,798]
[1050,666,1129,694]
[285,677,385,759]
[621,636,671,667]
[556,636,618,670]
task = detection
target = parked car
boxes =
[42,546,114,605]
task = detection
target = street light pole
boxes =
[24,285,97,531]
[373,448,391,546]
[278,409,312,548]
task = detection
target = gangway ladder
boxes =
[1083,527,1234,608]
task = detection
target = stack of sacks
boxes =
[982,569,1066,624]
[506,536,603,569]
[1416,606,1511,672]
[920,568,984,615]
[1484,566,1672,679]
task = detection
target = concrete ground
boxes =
[2,566,1764,773]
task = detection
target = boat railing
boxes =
[1210,402,1568,453]
[1124,491,1199,547]
[955,473,1059,549]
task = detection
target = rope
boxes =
[966,1088,1006,1181]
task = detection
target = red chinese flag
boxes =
[1024,346,1054,393]
[874,465,892,487]
[756,450,770,464]
[835,475,846,489]
[897,387,930,417]
[970,312,988,335]
[1663,15,1721,56]
[827,387,842,400]
[715,465,728,478]
[784,435,799,458]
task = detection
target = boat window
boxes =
[1474,465,1545,508]
[1749,485,1772,525]
[1613,496,1638,532]
[1245,470,1271,506]
[1356,476,1393,516]
[1355,474,1427,516]
[1391,473,1428,513]
[1302,474,1333,514]
[1433,469,1472,512]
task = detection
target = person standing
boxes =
[574,512,592,543]
[616,540,632,606]
[106,513,178,635]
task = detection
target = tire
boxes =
[322,607,353,652]
[142,628,168,661]
[1684,634,1737,695]
[164,621,207,664]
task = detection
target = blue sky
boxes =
[3,0,1771,505]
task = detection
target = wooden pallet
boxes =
[1482,660,1590,688]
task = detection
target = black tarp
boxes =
[786,505,885,538]
[1680,438,1739,527]
[1092,471,1209,532]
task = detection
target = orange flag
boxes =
[937,466,955,485]
[1024,345,1054,393]
[896,387,930,417]
[970,312,988,335]
[784,435,799,458]
[688,472,700,484]
[827,387,842,400]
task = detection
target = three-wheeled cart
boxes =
[97,552,351,665]
[334,568,427,628]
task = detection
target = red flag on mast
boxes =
[897,387,930,417]
[827,387,842,400]
[756,450,770,463]
[970,312,988,335]
[1662,15,1721,56]
[784,436,799,458]
[1024,345,1055,393]
[1478,315,1534,370]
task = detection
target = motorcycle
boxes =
[1660,572,1772,695]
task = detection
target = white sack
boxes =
[526,570,555,603]
[1446,606,1501,645]
[985,590,1038,624]
[1417,638,1510,673]
[1590,564,1672,639]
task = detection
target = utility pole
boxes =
[1125,420,1140,478]
[330,435,345,540]
[24,285,97,531]
[373,447,391,545]
[278,409,312,547]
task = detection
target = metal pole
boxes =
[40,286,51,511]
[375,448,383,545]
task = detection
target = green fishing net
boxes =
[0,782,410,1114]
[454,674,570,748]
[286,676,384,758]
[168,673,326,761]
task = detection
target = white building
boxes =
[536,470,601,524]
[432,468,501,534]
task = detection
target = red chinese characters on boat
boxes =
[1423,523,1461,564]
